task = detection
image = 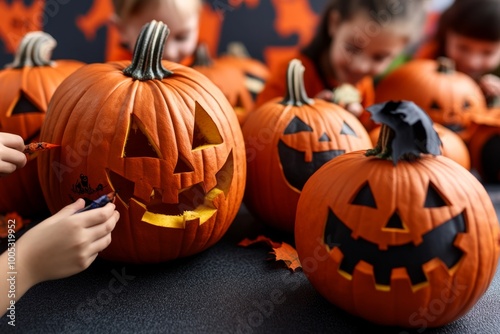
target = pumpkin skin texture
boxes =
[190,43,254,126]
[0,31,83,218]
[295,101,500,328]
[375,58,487,142]
[369,123,471,170]
[38,21,246,263]
[242,59,372,233]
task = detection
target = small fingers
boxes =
[87,209,119,241]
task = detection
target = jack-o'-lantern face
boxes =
[106,103,234,229]
[324,179,466,287]
[279,115,361,191]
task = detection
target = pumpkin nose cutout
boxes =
[384,211,406,230]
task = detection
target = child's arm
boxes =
[479,74,500,103]
[0,199,119,317]
[0,133,27,177]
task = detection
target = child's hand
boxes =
[0,132,27,177]
[16,199,120,287]
[315,89,364,117]
[479,74,500,100]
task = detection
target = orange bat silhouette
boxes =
[0,0,45,54]
[271,0,318,46]
[228,0,260,9]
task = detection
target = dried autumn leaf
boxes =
[238,235,302,272]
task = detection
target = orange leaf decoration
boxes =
[0,212,29,238]
[238,235,302,272]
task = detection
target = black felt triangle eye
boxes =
[424,182,449,208]
[11,92,43,115]
[351,182,377,208]
[284,116,313,134]
[340,121,358,137]
[319,133,331,142]
[385,211,405,230]
[192,102,223,150]
[125,115,160,158]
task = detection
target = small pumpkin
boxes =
[375,58,487,142]
[468,108,500,183]
[369,122,471,170]
[0,31,83,218]
[38,21,246,263]
[242,59,372,233]
[190,43,254,125]
[295,100,500,328]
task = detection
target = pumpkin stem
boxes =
[281,59,314,106]
[226,42,250,58]
[6,31,56,69]
[191,43,214,67]
[365,101,441,164]
[437,57,455,74]
[123,20,173,81]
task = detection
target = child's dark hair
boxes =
[302,0,426,61]
[433,0,500,57]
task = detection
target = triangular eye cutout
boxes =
[284,116,313,134]
[192,102,223,150]
[174,153,195,174]
[319,132,331,142]
[124,115,161,158]
[11,92,43,115]
[463,100,471,110]
[424,182,449,208]
[340,121,358,137]
[385,211,405,230]
[351,182,377,208]
[430,100,441,110]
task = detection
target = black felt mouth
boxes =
[278,140,344,191]
[324,209,465,286]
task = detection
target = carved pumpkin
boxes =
[0,31,83,218]
[242,59,372,233]
[468,108,500,183]
[295,101,500,328]
[38,21,246,263]
[375,58,487,142]
[190,43,254,126]
[369,122,471,170]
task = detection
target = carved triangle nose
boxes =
[385,211,405,230]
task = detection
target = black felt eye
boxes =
[340,121,358,137]
[424,182,449,208]
[351,182,377,208]
[284,116,313,134]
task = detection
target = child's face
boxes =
[445,32,500,80]
[118,1,200,63]
[328,13,409,85]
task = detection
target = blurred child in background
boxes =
[0,133,119,317]
[111,0,202,64]
[255,0,427,130]
[415,0,500,105]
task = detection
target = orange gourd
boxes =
[0,31,83,218]
[38,21,246,263]
[375,58,487,142]
[242,59,372,233]
[295,101,500,328]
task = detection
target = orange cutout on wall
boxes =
[0,0,45,54]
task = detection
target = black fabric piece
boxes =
[283,116,313,134]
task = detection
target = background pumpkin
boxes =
[295,101,500,328]
[242,58,372,233]
[369,122,471,170]
[38,21,246,264]
[0,31,83,218]
[375,58,487,142]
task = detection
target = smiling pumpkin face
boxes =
[295,151,500,328]
[38,21,246,263]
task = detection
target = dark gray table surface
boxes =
[1,185,500,334]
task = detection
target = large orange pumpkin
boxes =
[38,21,246,263]
[242,59,372,233]
[0,31,83,218]
[375,58,487,142]
[369,122,471,170]
[295,101,500,328]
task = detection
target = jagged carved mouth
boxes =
[324,208,466,288]
[106,151,234,228]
